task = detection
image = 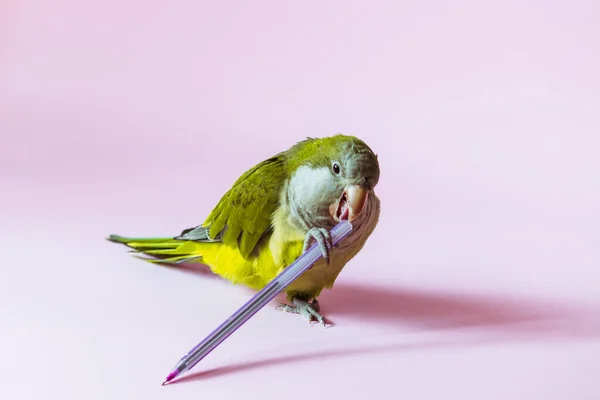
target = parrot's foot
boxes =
[303,227,333,265]
[276,298,327,326]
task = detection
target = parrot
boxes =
[107,134,381,325]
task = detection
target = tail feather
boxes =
[107,234,179,246]
[106,234,203,266]
[132,254,202,265]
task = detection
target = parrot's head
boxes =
[286,134,380,226]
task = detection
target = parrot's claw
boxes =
[276,298,327,326]
[303,227,333,265]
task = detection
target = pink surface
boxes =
[2,1,600,399]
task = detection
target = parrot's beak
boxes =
[330,185,369,222]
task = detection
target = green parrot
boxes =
[107,134,381,325]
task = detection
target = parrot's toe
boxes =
[303,227,333,265]
[276,298,327,326]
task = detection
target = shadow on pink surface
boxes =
[170,281,600,384]
[320,282,578,330]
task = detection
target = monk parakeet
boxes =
[107,134,380,325]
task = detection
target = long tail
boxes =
[106,234,203,265]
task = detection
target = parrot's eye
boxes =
[332,162,341,175]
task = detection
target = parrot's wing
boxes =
[175,154,286,259]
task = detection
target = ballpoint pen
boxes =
[161,219,353,385]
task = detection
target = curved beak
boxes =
[346,185,369,221]
[330,185,370,222]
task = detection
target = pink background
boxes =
[2,1,600,399]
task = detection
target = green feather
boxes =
[284,134,375,173]
[179,155,287,260]
[106,235,179,248]
[107,235,203,265]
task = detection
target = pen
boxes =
[161,219,353,385]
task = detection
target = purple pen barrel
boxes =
[163,280,285,384]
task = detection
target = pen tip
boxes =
[162,370,178,386]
